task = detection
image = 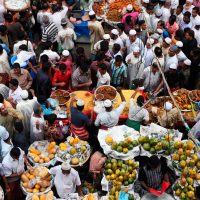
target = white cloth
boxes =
[0,49,10,74]
[40,50,60,62]
[57,27,77,50]
[50,166,81,198]
[14,50,35,65]
[143,47,154,67]
[52,6,68,31]
[183,4,195,14]
[190,113,200,139]
[30,114,45,143]
[179,20,193,30]
[16,97,38,135]
[165,55,178,71]
[96,71,111,87]
[37,11,53,29]
[2,148,25,176]
[161,7,171,23]
[191,15,200,27]
[152,56,165,69]
[8,86,23,104]
[193,28,200,47]
[126,37,144,55]
[95,102,126,127]
[142,66,161,92]
[177,51,188,62]
[138,12,153,33]
[151,15,160,32]
[112,37,124,48]
[128,98,149,121]
[13,40,34,55]
[1,140,13,159]
[120,32,129,46]
[0,4,5,25]
[176,13,183,24]
[171,0,179,9]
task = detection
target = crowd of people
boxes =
[0,0,200,199]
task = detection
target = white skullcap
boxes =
[77,99,85,106]
[169,63,177,70]
[62,50,70,57]
[157,28,163,34]
[143,0,149,3]
[111,29,119,35]
[133,46,140,52]
[127,4,133,11]
[103,34,110,40]
[147,38,154,45]
[164,37,172,45]
[186,0,193,3]
[61,162,71,171]
[184,59,191,65]
[2,130,9,140]
[155,9,162,17]
[151,33,160,40]
[89,10,95,16]
[164,102,173,111]
[129,29,136,36]
[0,103,3,108]
[21,90,29,99]
[104,99,112,108]
[176,41,183,48]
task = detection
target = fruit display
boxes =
[26,191,54,200]
[21,166,52,194]
[56,137,91,167]
[50,89,70,105]
[83,193,98,200]
[92,1,105,17]
[28,141,57,166]
[188,90,200,102]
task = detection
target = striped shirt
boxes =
[41,22,58,43]
[111,61,127,86]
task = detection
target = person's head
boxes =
[42,15,50,26]
[157,20,165,29]
[126,4,133,13]
[117,23,125,34]
[76,47,85,56]
[61,162,71,175]
[103,34,111,42]
[33,104,43,116]
[112,43,121,54]
[100,40,109,52]
[59,63,67,74]
[42,61,51,72]
[17,31,26,41]
[192,7,199,18]
[154,47,163,57]
[148,155,160,169]
[151,62,159,74]
[185,29,195,40]
[125,15,133,26]
[168,45,178,56]
[155,9,162,18]
[164,0,171,8]
[13,63,21,75]
[40,54,49,64]
[137,95,144,107]
[19,44,28,51]
[76,99,85,111]
[115,55,123,67]
[62,50,70,59]
[14,120,24,133]
[61,18,67,27]
[169,15,176,25]
[89,10,96,20]
[42,2,49,10]
[98,63,107,75]
[138,20,147,30]
[20,90,29,100]
[129,29,137,42]
[186,0,193,6]
[0,103,8,115]
[151,0,159,6]
[146,4,154,15]
[176,41,183,52]
[0,45,3,55]
[133,46,140,57]
[146,38,154,48]
[174,30,184,41]
[46,114,57,125]
[190,47,200,59]
[110,29,119,40]
[10,147,21,160]
[4,14,13,23]
[79,61,89,74]
[0,93,4,103]
[9,79,19,91]
[183,11,191,24]
[169,63,177,73]
[104,99,112,111]
[0,25,7,36]
[176,5,183,15]
[52,3,60,13]
[162,37,171,48]
[142,0,149,7]
[195,185,200,200]
[96,52,106,64]
[44,41,53,50]
[183,59,191,69]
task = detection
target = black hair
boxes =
[44,41,53,50]
[115,55,123,62]
[89,14,96,20]
[100,40,109,52]
[77,105,84,111]
[59,63,67,71]
[13,63,21,69]
[174,30,184,41]
[46,114,57,125]
[184,11,191,18]
[96,52,106,62]
[0,45,3,53]
[10,147,21,158]
[138,20,145,26]
[193,7,199,13]
[0,25,7,34]
[152,62,158,68]
[137,95,144,107]
[42,61,51,72]
[10,79,19,87]
[98,63,107,70]
[191,48,200,57]
[177,5,183,11]
[0,93,4,103]
[113,43,121,52]
[196,185,200,198]
[169,15,176,23]
[157,20,165,28]
[125,15,132,25]
[146,4,154,10]
[4,14,13,23]
[117,23,125,31]
[14,120,24,133]
[40,54,49,63]
[147,155,160,169]
[17,31,26,40]
[19,44,28,51]
[33,103,42,115]
[76,47,85,55]
[42,2,49,10]
[186,29,195,38]
[154,47,162,57]
[79,61,89,73]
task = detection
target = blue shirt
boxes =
[70,107,90,127]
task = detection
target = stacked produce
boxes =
[30,191,54,200]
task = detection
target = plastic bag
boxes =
[118,191,129,200]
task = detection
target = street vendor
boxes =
[189,110,200,139]
[126,90,149,131]
[70,95,92,140]
[94,88,126,129]
[48,162,83,198]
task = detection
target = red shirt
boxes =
[60,58,73,73]
[52,68,71,90]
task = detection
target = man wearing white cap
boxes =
[16,90,38,138]
[60,50,73,70]
[94,34,112,52]
[1,128,13,158]
[165,45,178,72]
[175,41,188,62]
[57,18,77,53]
[47,162,82,198]
[126,45,145,88]
[162,37,171,56]
[161,1,171,23]
[88,10,104,53]
[95,88,126,128]
[151,33,162,51]
[110,29,124,48]
[183,0,195,14]
[151,9,162,32]
[143,38,154,68]
[125,29,144,55]
[192,17,200,47]
[179,59,191,87]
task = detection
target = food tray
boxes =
[188,90,200,103]
[50,90,70,105]
[5,0,30,11]
[26,194,56,200]
[95,85,117,101]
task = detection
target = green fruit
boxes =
[107,169,113,175]
[110,187,116,195]
[132,140,138,147]
[180,192,186,200]
[164,149,170,155]
[105,163,112,169]
[111,142,118,150]
[117,160,123,167]
[116,146,123,152]
[149,138,158,147]
[155,142,162,151]
[161,140,169,150]
[138,136,147,144]
[120,169,126,176]
[128,166,133,173]
[124,181,129,186]
[180,155,187,161]
[143,143,150,151]
[128,178,134,184]
[129,194,134,200]
[150,147,156,154]
[111,159,117,163]
[112,163,117,171]
[128,144,134,150]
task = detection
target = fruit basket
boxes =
[56,137,91,167]
[50,90,70,105]
[20,166,53,195]
[27,141,58,167]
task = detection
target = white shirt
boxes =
[2,148,25,176]
[180,20,193,31]
[176,13,183,24]
[40,49,60,62]
[176,51,187,62]
[30,114,45,143]
[152,56,165,69]
[96,71,110,87]
[50,166,81,198]
[128,98,149,122]
[95,101,126,127]
[37,11,53,29]
[193,28,200,47]
[142,66,161,92]
[120,32,128,46]
[8,86,23,104]
[183,4,195,14]
[13,40,34,55]
[151,15,160,32]
[0,5,5,25]
[161,7,171,23]
[171,0,179,9]
[125,37,144,55]
[165,54,178,71]
[0,49,10,74]
[1,140,13,158]
[191,15,200,27]
[138,12,153,33]
[57,27,77,50]
[143,47,154,68]
[112,37,124,48]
